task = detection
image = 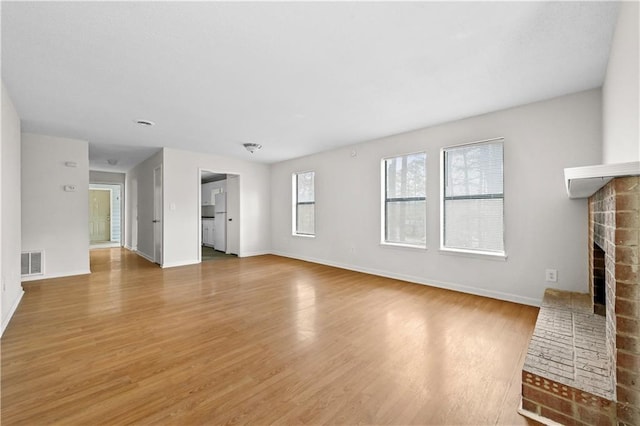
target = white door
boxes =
[226,175,240,255]
[89,189,111,242]
[153,165,163,265]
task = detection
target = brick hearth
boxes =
[521,176,639,425]
[522,290,615,425]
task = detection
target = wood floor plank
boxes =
[2,248,541,425]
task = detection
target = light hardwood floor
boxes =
[2,248,540,425]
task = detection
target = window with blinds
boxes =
[383,152,427,247]
[294,171,315,236]
[442,139,504,254]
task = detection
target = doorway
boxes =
[153,165,163,265]
[89,184,122,248]
[199,169,240,262]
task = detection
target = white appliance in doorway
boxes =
[213,192,227,252]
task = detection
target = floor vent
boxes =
[21,251,43,276]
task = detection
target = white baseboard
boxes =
[21,269,92,282]
[239,250,271,258]
[133,250,155,263]
[1,290,24,337]
[161,260,199,268]
[270,250,541,307]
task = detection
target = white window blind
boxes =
[442,140,504,253]
[383,152,426,246]
[295,171,315,235]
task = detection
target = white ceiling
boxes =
[2,1,619,168]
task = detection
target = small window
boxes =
[441,139,504,254]
[293,171,315,236]
[382,152,427,247]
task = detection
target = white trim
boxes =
[239,250,271,258]
[270,250,540,307]
[441,136,505,150]
[440,138,506,254]
[517,398,562,426]
[153,164,163,265]
[21,269,91,282]
[438,247,507,261]
[564,161,640,199]
[161,260,200,268]
[292,170,316,237]
[1,290,24,337]
[134,250,155,263]
[292,233,315,239]
[380,242,427,250]
[380,152,427,247]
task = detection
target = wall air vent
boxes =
[21,251,43,276]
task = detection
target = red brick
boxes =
[616,193,640,211]
[617,282,640,300]
[616,211,640,229]
[617,316,640,335]
[616,297,640,317]
[616,264,639,284]
[615,229,639,247]
[522,398,540,415]
[576,405,614,426]
[617,401,640,426]
[523,384,573,414]
[616,246,640,266]
[541,406,585,426]
[617,385,640,406]
[574,391,613,410]
[617,334,640,353]
[614,177,640,193]
[618,351,640,371]
[617,368,640,391]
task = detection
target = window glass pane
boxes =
[383,152,426,246]
[445,143,503,197]
[386,153,426,199]
[297,203,315,235]
[297,172,314,203]
[444,199,503,251]
[386,200,426,245]
[442,140,504,253]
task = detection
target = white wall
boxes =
[271,90,602,306]
[21,133,90,280]
[1,82,24,335]
[90,170,125,184]
[603,1,639,163]
[162,147,271,267]
[125,150,163,260]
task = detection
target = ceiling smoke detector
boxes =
[135,119,155,127]
[243,143,262,153]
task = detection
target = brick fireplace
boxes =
[521,176,639,425]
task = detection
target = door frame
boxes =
[198,168,241,262]
[89,187,112,243]
[153,165,163,265]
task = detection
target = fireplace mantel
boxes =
[564,161,640,199]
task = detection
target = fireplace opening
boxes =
[592,242,606,316]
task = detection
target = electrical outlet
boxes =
[545,269,558,283]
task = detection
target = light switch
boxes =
[170,203,176,211]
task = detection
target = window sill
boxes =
[438,247,507,261]
[380,242,427,250]
[293,233,315,239]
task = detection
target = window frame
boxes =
[380,151,427,249]
[439,138,506,259]
[292,170,316,237]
